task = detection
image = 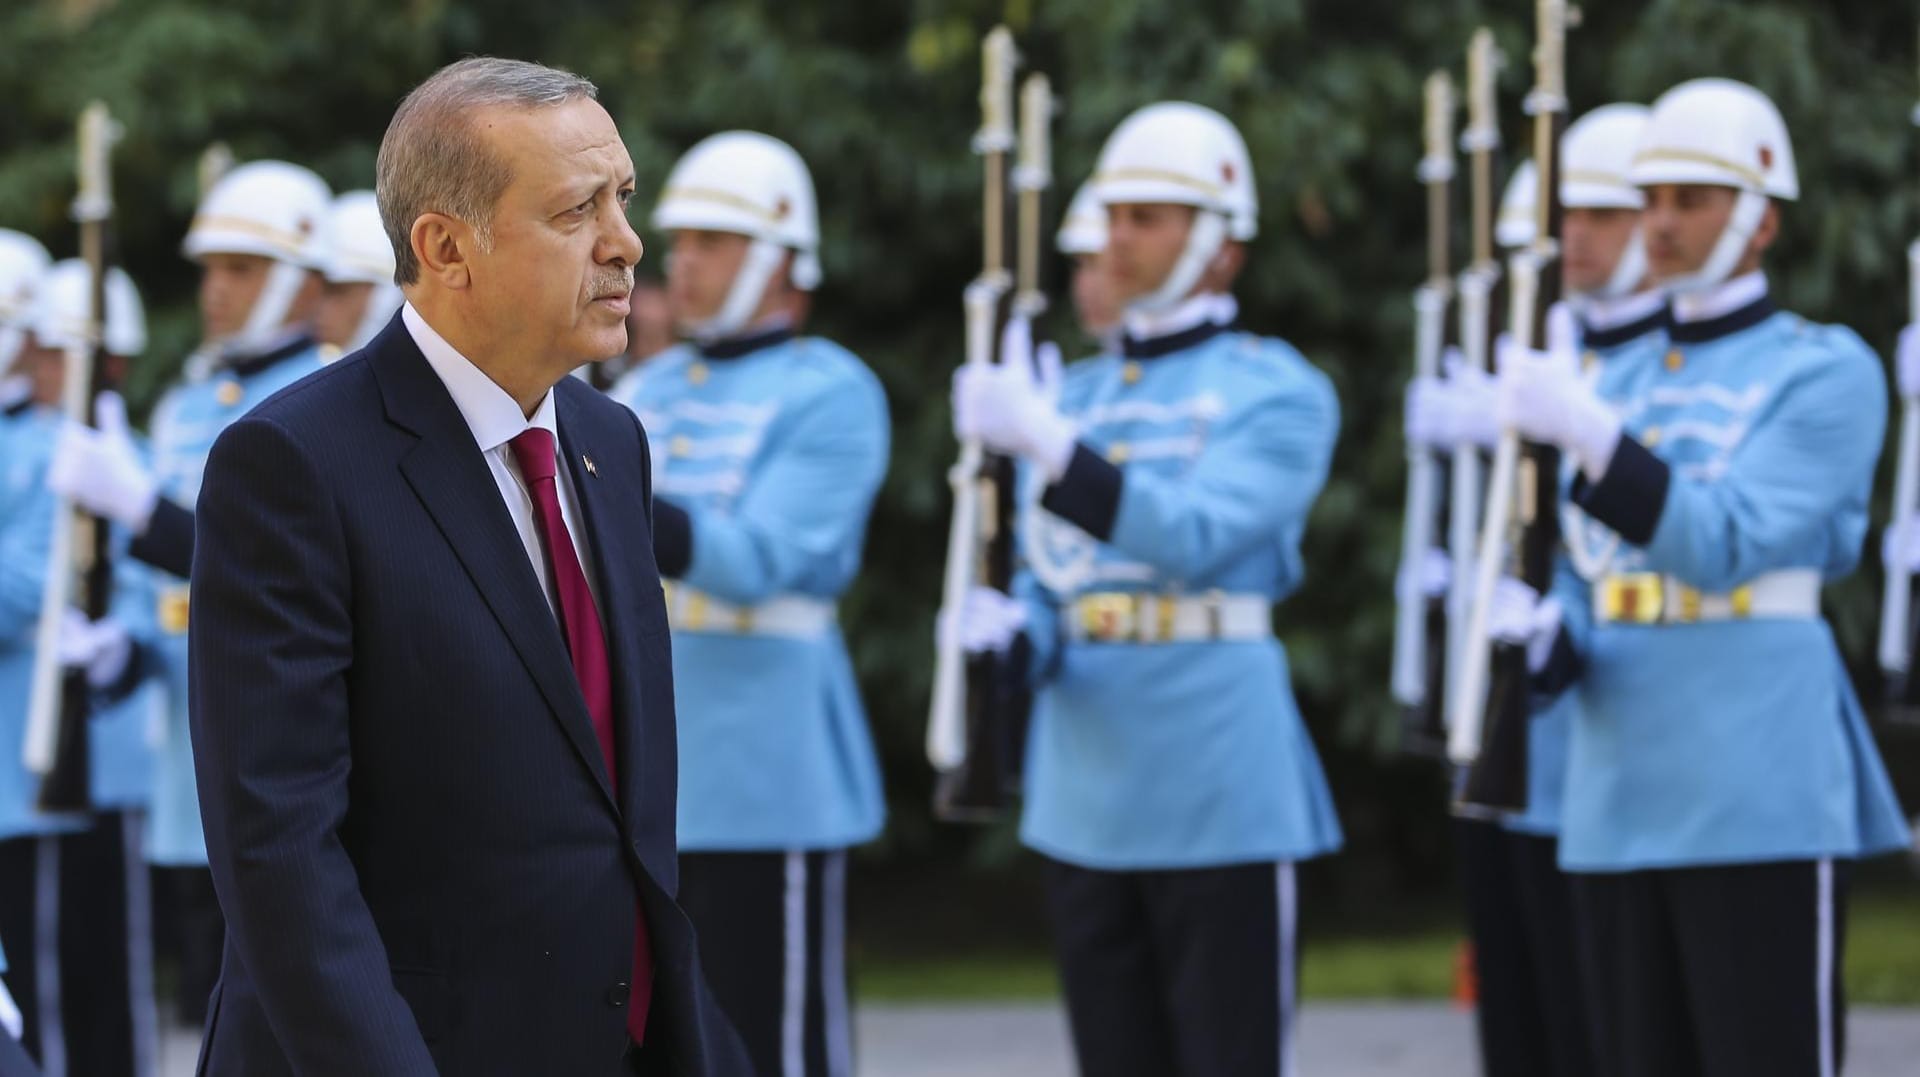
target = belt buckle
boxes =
[1674,585,1703,624]
[683,590,708,632]
[1730,586,1753,619]
[157,588,190,635]
[1602,573,1663,625]
[1079,593,1137,642]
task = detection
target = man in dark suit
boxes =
[187,57,750,1075]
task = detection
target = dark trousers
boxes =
[1040,856,1298,1077]
[1570,860,1849,1077]
[0,813,156,1077]
[1456,818,1593,1077]
[151,865,223,1027]
[677,850,853,1077]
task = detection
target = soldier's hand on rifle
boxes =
[55,607,133,689]
[1396,548,1452,604]
[48,390,159,532]
[953,315,1076,480]
[1487,576,1562,673]
[1897,323,1920,400]
[1495,306,1621,479]
[1407,347,1499,452]
[1882,519,1920,574]
[937,585,1029,656]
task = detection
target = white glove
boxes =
[47,391,160,532]
[1396,548,1452,602]
[1495,307,1622,480]
[1487,577,1563,673]
[953,316,1077,481]
[1407,349,1500,453]
[1882,518,1920,574]
[56,608,134,689]
[937,585,1031,656]
[1897,324,1920,400]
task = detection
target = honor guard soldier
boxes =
[1493,79,1908,1077]
[0,232,52,417]
[947,102,1342,1077]
[0,261,160,1075]
[309,190,403,356]
[606,132,887,1077]
[47,159,333,1026]
[1416,105,1666,1077]
[1056,181,1119,349]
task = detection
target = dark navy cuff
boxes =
[1531,626,1584,698]
[95,641,156,706]
[1039,443,1122,542]
[131,498,195,579]
[652,498,692,579]
[1570,434,1669,546]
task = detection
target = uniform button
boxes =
[607,982,631,1006]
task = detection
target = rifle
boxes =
[1392,69,1456,755]
[24,102,123,813]
[1451,0,1571,816]
[928,27,1034,821]
[1881,30,1920,710]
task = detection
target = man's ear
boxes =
[412,213,474,290]
[1748,200,1782,260]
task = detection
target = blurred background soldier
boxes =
[608,131,890,1077]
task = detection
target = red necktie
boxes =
[509,427,654,1043]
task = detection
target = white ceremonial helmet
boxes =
[653,131,820,341]
[1628,78,1797,293]
[1497,158,1537,251]
[1056,180,1107,256]
[183,159,332,353]
[1562,103,1651,299]
[312,190,403,351]
[32,259,147,357]
[1088,102,1257,314]
[0,230,53,372]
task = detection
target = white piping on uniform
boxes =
[34,836,65,1077]
[1277,861,1298,1077]
[1816,858,1835,1077]
[782,851,808,1077]
[822,851,853,1077]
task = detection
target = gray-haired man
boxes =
[187,57,749,1075]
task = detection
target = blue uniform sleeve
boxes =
[1042,368,1340,580]
[0,481,52,644]
[1011,568,1064,688]
[678,374,890,604]
[191,415,438,1074]
[1536,555,1592,696]
[1573,344,1885,592]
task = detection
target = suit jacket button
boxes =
[607,982,631,1006]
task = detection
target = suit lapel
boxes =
[555,386,652,818]
[368,321,618,812]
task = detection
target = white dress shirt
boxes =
[402,303,602,618]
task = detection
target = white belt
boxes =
[662,584,835,639]
[1067,592,1273,644]
[1592,568,1822,625]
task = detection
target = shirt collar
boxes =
[1577,289,1668,334]
[402,302,557,455]
[1672,270,1768,325]
[1121,292,1238,343]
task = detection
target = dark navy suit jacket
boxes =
[188,315,750,1075]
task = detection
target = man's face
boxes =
[20,336,63,405]
[1640,184,1740,284]
[313,280,375,349]
[666,229,751,331]
[1071,252,1119,339]
[198,252,276,339]
[1562,206,1643,295]
[1104,203,1196,307]
[625,283,674,363]
[468,98,642,366]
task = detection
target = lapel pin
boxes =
[583,454,598,477]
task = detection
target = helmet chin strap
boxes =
[348,281,404,352]
[220,260,311,361]
[1125,210,1227,317]
[1591,227,1649,301]
[691,238,786,344]
[1659,190,1767,296]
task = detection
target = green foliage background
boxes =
[6,0,1917,915]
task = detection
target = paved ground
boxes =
[160,1000,1920,1075]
